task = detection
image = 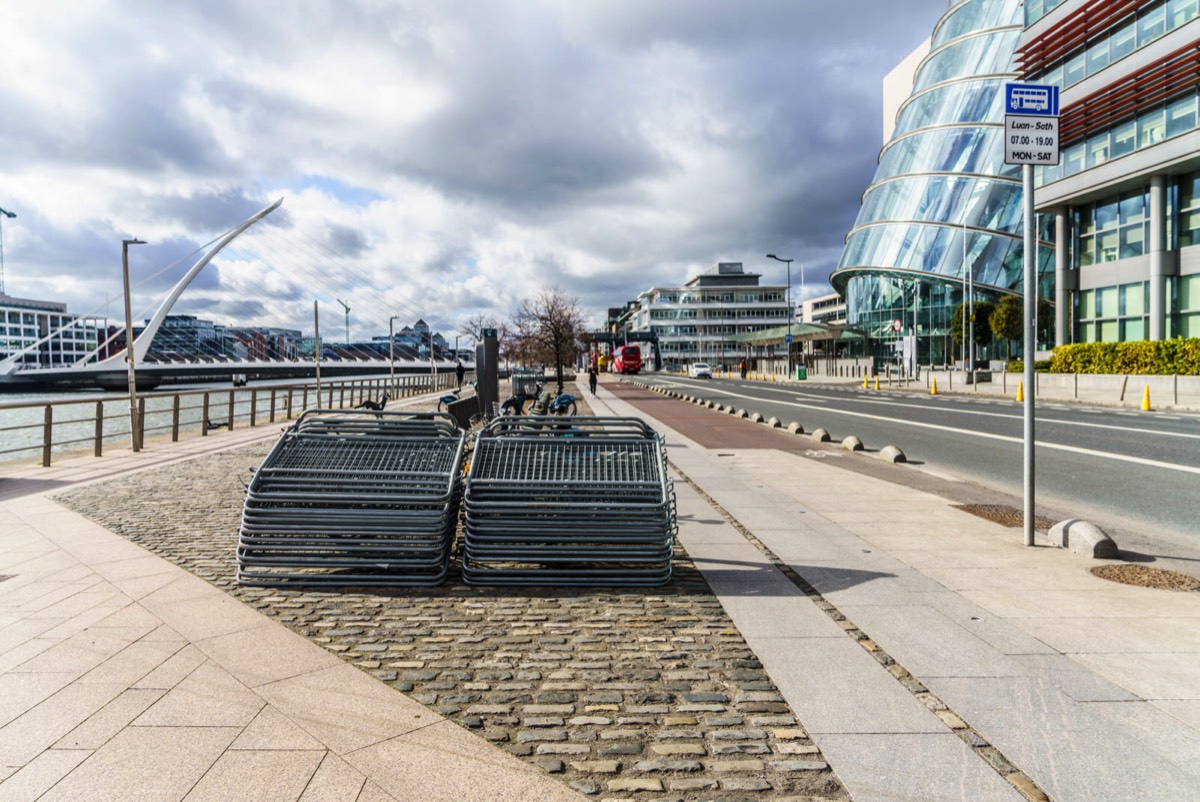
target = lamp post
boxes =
[0,207,15,295]
[122,238,147,452]
[388,315,401,394]
[766,254,794,378]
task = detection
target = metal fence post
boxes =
[202,393,210,437]
[95,400,104,457]
[228,390,235,430]
[42,405,53,467]
[270,389,277,423]
[250,389,258,427]
[172,395,181,442]
[137,397,146,449]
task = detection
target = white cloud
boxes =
[0,0,945,337]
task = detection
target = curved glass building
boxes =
[831,0,1054,364]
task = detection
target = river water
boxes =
[0,377,392,464]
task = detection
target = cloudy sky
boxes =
[0,0,946,341]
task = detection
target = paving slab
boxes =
[816,733,1023,802]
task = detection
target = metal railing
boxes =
[0,372,461,467]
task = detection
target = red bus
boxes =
[612,345,642,375]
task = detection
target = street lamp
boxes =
[0,207,15,295]
[766,254,794,378]
[388,315,402,394]
[122,238,147,452]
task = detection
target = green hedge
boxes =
[1048,339,1200,375]
[1007,359,1052,373]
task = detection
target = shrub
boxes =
[1047,338,1200,374]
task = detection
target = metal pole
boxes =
[968,227,975,372]
[314,301,322,398]
[389,316,396,394]
[0,207,16,295]
[767,254,794,377]
[1022,163,1037,547]
[121,238,147,451]
[913,277,919,376]
[962,220,968,369]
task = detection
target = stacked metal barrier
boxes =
[461,415,676,586]
[237,409,465,587]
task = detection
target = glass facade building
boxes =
[832,0,1054,365]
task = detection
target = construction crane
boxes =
[0,207,15,295]
[336,298,350,344]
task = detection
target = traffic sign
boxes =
[892,319,902,332]
[1005,83,1060,166]
[1005,84,1059,116]
[785,333,793,344]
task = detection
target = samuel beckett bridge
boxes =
[0,199,460,392]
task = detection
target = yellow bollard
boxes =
[1141,385,1152,411]
[862,374,868,389]
[931,378,938,396]
[1016,380,1024,402]
[771,372,776,382]
[874,375,880,391]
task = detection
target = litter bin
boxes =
[796,365,807,380]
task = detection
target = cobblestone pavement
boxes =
[54,424,848,802]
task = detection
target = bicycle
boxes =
[500,383,577,416]
[438,381,477,413]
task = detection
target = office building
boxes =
[0,293,99,368]
[832,0,1055,364]
[622,262,790,370]
[1021,0,1200,342]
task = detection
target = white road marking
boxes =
[654,383,1200,476]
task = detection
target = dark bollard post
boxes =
[172,395,181,442]
[137,397,146,448]
[227,390,235,430]
[42,405,53,467]
[250,389,258,427]
[202,393,210,437]
[95,400,104,457]
[270,389,277,423]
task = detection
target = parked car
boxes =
[688,362,712,379]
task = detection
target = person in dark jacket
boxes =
[455,359,465,389]
[588,365,598,396]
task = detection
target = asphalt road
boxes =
[635,374,1200,548]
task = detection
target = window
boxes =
[1086,35,1110,74]
[1110,120,1136,159]
[1063,141,1085,175]
[1042,62,1064,89]
[1087,131,1110,168]
[1121,282,1146,316]
[1166,93,1197,138]
[1139,2,1167,43]
[1179,172,1200,247]
[1064,49,1086,86]
[1169,0,1199,28]
[1139,106,1165,147]
[1110,18,1137,62]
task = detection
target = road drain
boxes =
[954,503,1057,530]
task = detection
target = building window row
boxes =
[1030,1,1197,90]
[1068,169,1200,268]
[1038,87,1200,186]
[1074,275,1200,340]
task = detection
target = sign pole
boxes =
[1022,163,1036,547]
[1004,82,1058,548]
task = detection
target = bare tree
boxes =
[458,312,503,345]
[511,287,585,391]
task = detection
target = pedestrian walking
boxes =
[739,358,747,380]
[588,364,598,396]
[455,359,465,389]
